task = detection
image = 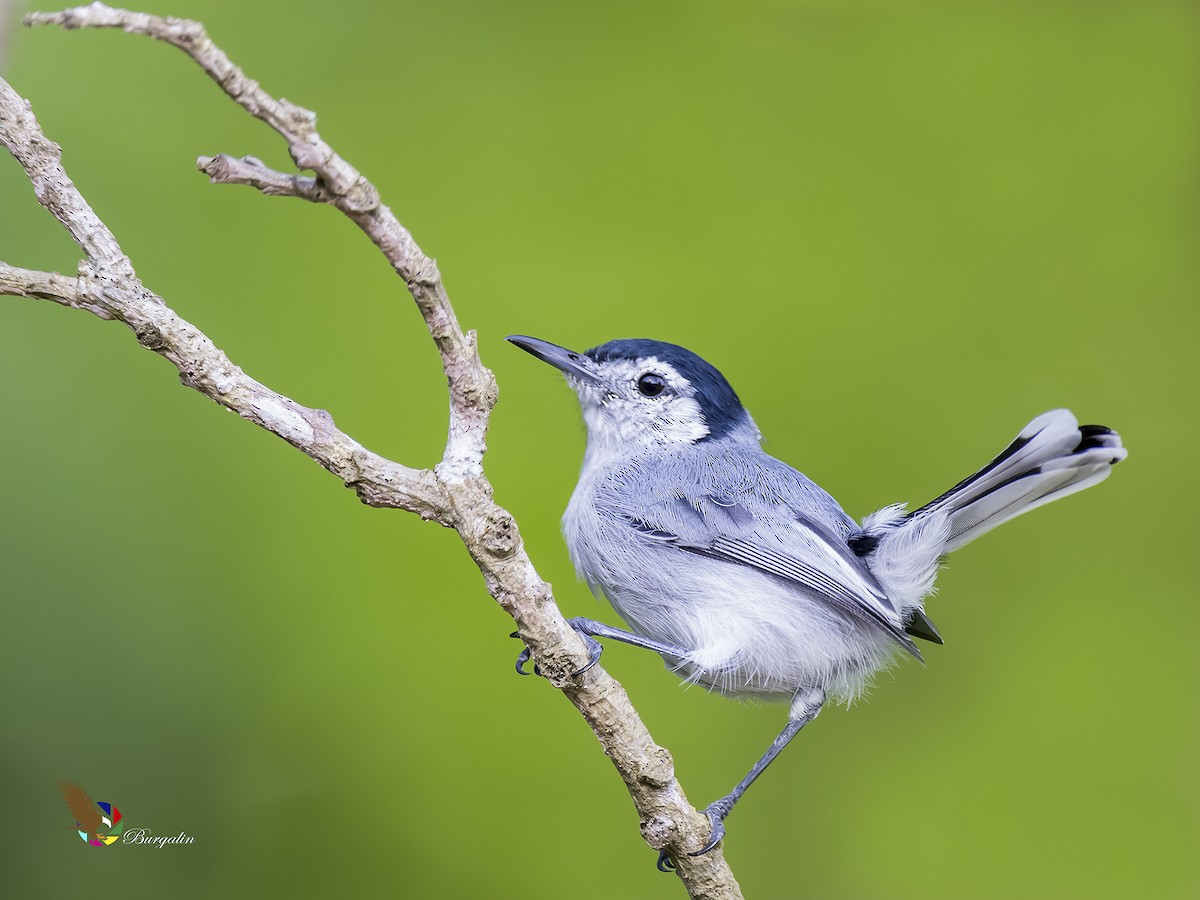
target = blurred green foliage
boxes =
[1,1,1196,897]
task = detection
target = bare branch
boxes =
[0,68,136,279]
[0,78,445,519]
[28,2,371,199]
[26,1,492,484]
[0,262,111,317]
[198,153,333,203]
[5,6,746,896]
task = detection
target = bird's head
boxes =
[507,335,758,456]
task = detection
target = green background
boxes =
[1,1,1195,897]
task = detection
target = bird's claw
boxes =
[692,805,727,855]
[510,626,602,678]
[511,632,541,676]
[570,625,603,675]
[514,647,539,677]
[656,801,729,872]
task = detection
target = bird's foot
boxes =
[511,620,603,677]
[564,618,605,674]
[656,797,735,871]
[511,633,541,676]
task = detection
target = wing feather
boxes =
[59,780,102,832]
[622,503,921,659]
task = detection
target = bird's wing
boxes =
[608,453,920,659]
[59,780,102,831]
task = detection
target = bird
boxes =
[507,335,1126,868]
[59,780,105,845]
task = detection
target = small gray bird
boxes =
[508,335,1125,867]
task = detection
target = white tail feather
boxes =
[860,410,1126,619]
[911,409,1126,552]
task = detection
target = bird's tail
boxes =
[905,409,1126,554]
[855,410,1126,642]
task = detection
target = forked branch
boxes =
[0,4,742,897]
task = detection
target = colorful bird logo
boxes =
[59,781,124,846]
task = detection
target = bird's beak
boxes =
[506,335,599,384]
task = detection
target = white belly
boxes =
[574,534,900,703]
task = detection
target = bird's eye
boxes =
[636,373,667,397]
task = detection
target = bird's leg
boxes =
[512,617,691,677]
[658,687,825,871]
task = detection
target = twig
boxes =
[2,4,743,896]
[0,261,111,317]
